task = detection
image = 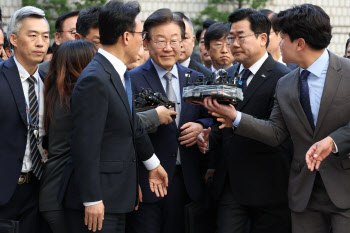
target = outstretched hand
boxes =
[202,98,237,129]
[305,136,335,171]
[149,164,168,197]
[197,127,211,154]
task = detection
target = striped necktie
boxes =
[27,75,43,179]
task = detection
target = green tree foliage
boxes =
[192,0,268,29]
[22,0,106,39]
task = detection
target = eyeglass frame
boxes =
[226,33,261,45]
[209,40,231,50]
[57,30,76,36]
[126,31,148,40]
[150,39,183,49]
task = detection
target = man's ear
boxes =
[296,38,306,51]
[9,34,17,49]
[55,32,61,45]
[75,33,82,40]
[260,33,268,47]
[143,39,149,50]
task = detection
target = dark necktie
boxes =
[124,70,133,112]
[27,75,43,179]
[299,70,315,131]
[241,69,251,93]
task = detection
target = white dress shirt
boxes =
[180,57,191,68]
[238,52,269,86]
[14,56,45,173]
[84,49,161,207]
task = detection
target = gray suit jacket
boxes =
[235,50,350,212]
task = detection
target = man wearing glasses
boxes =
[199,8,292,233]
[39,11,79,72]
[127,8,212,233]
[204,22,235,75]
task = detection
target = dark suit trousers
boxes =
[65,209,125,233]
[291,173,350,233]
[126,166,191,233]
[0,177,40,233]
[217,178,291,233]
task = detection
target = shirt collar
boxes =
[151,59,178,79]
[300,49,329,77]
[239,52,269,75]
[180,57,191,68]
[14,56,39,83]
[98,48,127,78]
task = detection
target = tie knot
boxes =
[300,70,311,81]
[164,72,172,81]
[27,75,37,85]
[241,69,251,81]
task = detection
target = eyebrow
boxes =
[28,30,50,34]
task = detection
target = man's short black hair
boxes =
[195,28,203,43]
[55,11,80,32]
[345,38,350,57]
[99,0,140,45]
[143,8,185,41]
[76,6,101,38]
[3,32,10,50]
[259,9,278,34]
[204,22,230,49]
[228,8,271,48]
[275,4,332,50]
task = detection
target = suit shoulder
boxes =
[272,61,291,75]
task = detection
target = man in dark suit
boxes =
[201,4,350,233]
[199,9,292,233]
[64,2,168,233]
[175,12,212,77]
[204,22,236,76]
[0,6,49,233]
[127,8,212,233]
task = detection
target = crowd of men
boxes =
[0,1,350,233]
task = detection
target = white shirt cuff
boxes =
[83,200,102,206]
[232,111,242,128]
[142,154,160,170]
[332,139,338,153]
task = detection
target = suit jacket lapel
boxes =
[94,53,132,123]
[177,63,188,127]
[314,51,342,136]
[288,68,314,136]
[237,56,273,111]
[142,59,167,97]
[3,57,27,126]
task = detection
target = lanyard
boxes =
[24,77,40,129]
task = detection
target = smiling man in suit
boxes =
[0,6,49,233]
[201,4,350,233]
[199,8,292,233]
[64,2,168,233]
[127,8,212,233]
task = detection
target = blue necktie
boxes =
[124,70,133,112]
[299,70,315,131]
[241,69,251,93]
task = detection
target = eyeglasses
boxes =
[128,31,147,40]
[210,41,230,50]
[226,33,260,45]
[151,39,182,49]
[57,30,76,36]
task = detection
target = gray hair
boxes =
[7,6,48,47]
